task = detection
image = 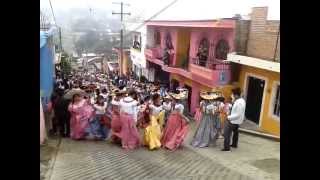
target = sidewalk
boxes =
[183,121,280,180]
[40,136,60,180]
[240,120,280,141]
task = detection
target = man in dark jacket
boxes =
[54,90,71,137]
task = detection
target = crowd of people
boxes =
[46,71,245,152]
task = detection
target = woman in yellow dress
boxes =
[143,93,165,150]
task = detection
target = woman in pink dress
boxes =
[118,90,141,150]
[161,93,189,151]
[68,93,94,140]
[110,91,122,143]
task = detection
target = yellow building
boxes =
[228,54,280,137]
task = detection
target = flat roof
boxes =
[227,53,280,73]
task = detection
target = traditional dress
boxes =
[143,104,164,150]
[90,102,109,140]
[161,103,189,151]
[68,99,94,140]
[191,101,219,148]
[162,101,171,126]
[118,97,141,150]
[111,98,121,143]
[136,103,150,129]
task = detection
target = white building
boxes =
[127,22,154,81]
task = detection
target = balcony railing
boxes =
[145,47,175,66]
[190,57,230,70]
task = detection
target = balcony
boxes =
[189,58,231,86]
[145,47,175,67]
[144,48,231,87]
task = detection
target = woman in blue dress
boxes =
[191,92,221,148]
[88,95,109,140]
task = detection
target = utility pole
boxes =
[112,2,130,76]
[59,27,63,52]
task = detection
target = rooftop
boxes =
[227,53,280,73]
[145,19,236,28]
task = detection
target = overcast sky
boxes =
[41,0,279,21]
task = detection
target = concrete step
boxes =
[239,128,280,141]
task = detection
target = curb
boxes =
[239,128,280,141]
[45,137,62,180]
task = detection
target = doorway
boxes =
[170,79,180,93]
[184,85,192,114]
[245,76,266,125]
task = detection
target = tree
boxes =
[60,52,72,75]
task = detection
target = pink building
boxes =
[144,19,236,114]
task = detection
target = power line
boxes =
[48,0,63,52]
[115,0,179,47]
[48,0,57,25]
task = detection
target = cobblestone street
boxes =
[48,122,279,180]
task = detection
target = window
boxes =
[155,31,161,45]
[196,38,209,67]
[272,84,280,118]
[165,32,174,50]
[132,34,141,50]
[215,39,229,60]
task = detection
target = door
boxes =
[245,76,265,124]
[184,85,192,114]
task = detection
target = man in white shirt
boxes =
[222,88,246,152]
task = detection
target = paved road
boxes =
[49,123,279,180]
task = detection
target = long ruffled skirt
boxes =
[70,116,90,140]
[191,113,220,148]
[143,111,165,150]
[86,114,109,140]
[111,112,121,143]
[161,112,189,151]
[119,113,141,150]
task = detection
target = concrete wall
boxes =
[238,65,280,136]
[189,28,235,60]
[246,7,280,61]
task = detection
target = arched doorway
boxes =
[215,39,229,60]
[196,38,209,67]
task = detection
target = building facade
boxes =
[113,48,131,76]
[144,19,236,114]
[228,7,280,136]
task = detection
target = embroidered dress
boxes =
[68,99,94,140]
[118,97,141,150]
[191,102,219,148]
[143,104,164,150]
[161,104,189,151]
